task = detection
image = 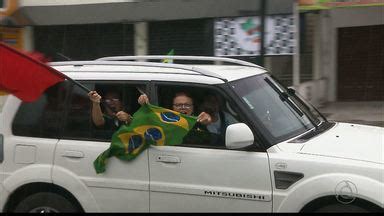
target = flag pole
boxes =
[62,73,92,93]
[136,87,146,95]
[61,74,119,114]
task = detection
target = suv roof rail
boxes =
[96,55,262,68]
[49,60,228,81]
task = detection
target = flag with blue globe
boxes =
[94,104,197,174]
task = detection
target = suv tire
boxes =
[13,192,79,213]
[314,203,368,213]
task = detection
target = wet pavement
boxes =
[318,101,384,127]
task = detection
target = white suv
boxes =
[0,56,383,213]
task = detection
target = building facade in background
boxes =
[0,0,24,49]
[1,0,383,105]
[298,0,384,104]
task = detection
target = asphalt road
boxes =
[318,101,384,128]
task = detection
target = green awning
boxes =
[299,0,384,11]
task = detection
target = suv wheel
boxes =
[13,192,79,213]
[314,203,369,213]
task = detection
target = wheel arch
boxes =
[274,173,383,212]
[2,165,100,212]
[300,195,383,212]
[51,165,100,212]
[3,182,84,212]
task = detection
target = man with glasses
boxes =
[138,91,212,124]
[88,90,132,130]
[138,91,213,145]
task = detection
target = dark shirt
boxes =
[93,114,125,140]
[182,111,231,147]
[182,122,221,146]
[102,115,123,131]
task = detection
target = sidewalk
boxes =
[318,101,384,127]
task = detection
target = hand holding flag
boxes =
[94,103,197,174]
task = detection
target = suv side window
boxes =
[62,83,94,140]
[12,82,69,138]
[156,84,240,148]
[62,82,145,141]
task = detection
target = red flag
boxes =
[0,42,65,102]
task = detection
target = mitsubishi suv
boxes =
[0,56,383,212]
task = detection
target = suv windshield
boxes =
[270,75,326,126]
[230,73,323,144]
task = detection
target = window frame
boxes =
[11,81,71,139]
[152,80,267,152]
[60,80,150,142]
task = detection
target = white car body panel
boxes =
[53,139,150,212]
[268,121,384,211]
[63,72,224,84]
[51,166,100,212]
[0,96,57,207]
[148,145,272,212]
[299,123,384,164]
[273,172,384,212]
[2,165,52,192]
[0,183,8,204]
[52,64,266,82]
[195,65,266,81]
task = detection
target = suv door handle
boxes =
[62,150,84,158]
[156,155,181,163]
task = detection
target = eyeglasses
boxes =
[173,103,193,109]
[104,98,120,103]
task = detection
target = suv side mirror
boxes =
[225,123,254,149]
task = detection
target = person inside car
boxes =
[138,91,213,145]
[199,94,238,145]
[138,91,212,124]
[88,90,132,130]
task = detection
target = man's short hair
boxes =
[174,91,192,100]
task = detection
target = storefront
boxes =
[0,0,25,49]
[4,0,296,84]
[299,0,384,102]
[4,0,381,103]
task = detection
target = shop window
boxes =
[149,19,213,57]
[34,24,134,61]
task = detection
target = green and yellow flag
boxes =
[162,49,174,63]
[94,103,197,174]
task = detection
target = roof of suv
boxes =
[50,56,267,83]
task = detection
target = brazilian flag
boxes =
[162,49,174,63]
[94,104,197,174]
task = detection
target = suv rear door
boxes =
[53,81,150,212]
